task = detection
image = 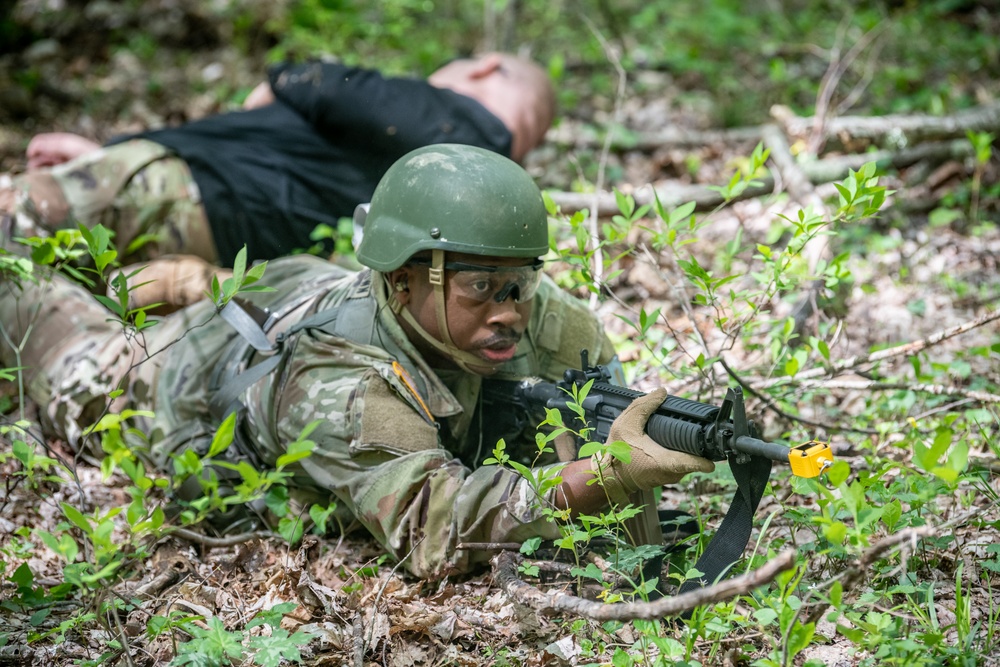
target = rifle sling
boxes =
[677,453,773,602]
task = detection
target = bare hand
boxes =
[26,133,101,170]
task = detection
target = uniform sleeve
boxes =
[263,334,561,579]
[266,61,511,157]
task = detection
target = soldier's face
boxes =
[398,253,535,370]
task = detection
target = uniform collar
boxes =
[371,270,466,418]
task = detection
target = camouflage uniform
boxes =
[0,254,616,578]
[0,139,218,264]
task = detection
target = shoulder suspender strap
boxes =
[287,272,430,399]
[208,353,283,421]
[210,270,431,423]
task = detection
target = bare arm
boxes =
[243,81,275,109]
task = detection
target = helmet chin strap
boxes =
[388,249,494,375]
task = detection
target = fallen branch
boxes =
[548,124,766,151]
[773,101,1000,150]
[455,541,524,551]
[133,567,182,599]
[546,179,773,216]
[167,527,276,548]
[493,548,795,621]
[800,526,934,630]
[545,140,972,216]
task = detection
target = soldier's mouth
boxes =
[476,335,521,363]
[478,343,518,362]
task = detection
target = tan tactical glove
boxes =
[593,387,716,503]
[108,255,231,310]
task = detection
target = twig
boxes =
[455,541,523,551]
[719,357,884,436]
[493,549,796,621]
[134,567,182,599]
[809,21,887,155]
[166,527,276,548]
[365,536,424,652]
[352,613,364,667]
[803,500,1000,626]
[752,308,1000,389]
[108,594,136,667]
[579,14,628,310]
[792,379,1000,404]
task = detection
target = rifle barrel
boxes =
[734,435,794,462]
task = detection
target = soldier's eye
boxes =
[469,279,494,296]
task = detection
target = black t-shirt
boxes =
[112,62,512,266]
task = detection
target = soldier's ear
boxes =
[468,53,503,80]
[387,268,412,306]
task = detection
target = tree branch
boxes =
[493,549,796,621]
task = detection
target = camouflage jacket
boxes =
[157,255,617,578]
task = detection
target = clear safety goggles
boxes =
[409,258,544,304]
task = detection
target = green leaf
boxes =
[204,616,246,662]
[830,581,843,608]
[611,647,634,667]
[275,438,316,469]
[308,503,336,534]
[207,413,237,458]
[278,516,305,545]
[826,460,851,486]
[882,499,902,532]
[249,629,310,667]
[12,439,32,466]
[788,621,816,657]
[520,536,542,556]
[570,562,605,582]
[754,607,778,626]
[245,260,268,284]
[824,521,847,545]
[606,440,632,464]
[265,486,290,518]
[61,504,92,535]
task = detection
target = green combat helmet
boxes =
[355,143,548,270]
[355,143,550,374]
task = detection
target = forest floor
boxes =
[2,5,1000,667]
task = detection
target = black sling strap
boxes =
[678,454,772,596]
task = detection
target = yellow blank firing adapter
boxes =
[788,440,834,478]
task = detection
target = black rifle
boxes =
[481,351,833,592]
[483,350,831,478]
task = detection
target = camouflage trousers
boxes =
[0,139,218,264]
[0,260,334,530]
[0,264,217,456]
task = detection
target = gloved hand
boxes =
[592,387,715,503]
[108,255,231,310]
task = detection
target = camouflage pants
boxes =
[0,259,335,529]
[0,139,218,264]
[0,265,219,456]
